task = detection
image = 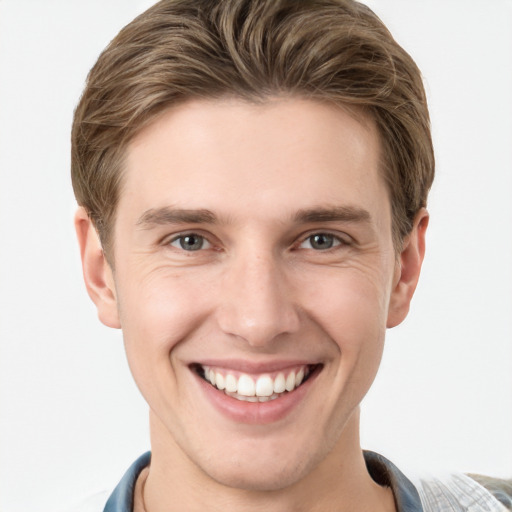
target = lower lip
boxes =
[195,369,320,425]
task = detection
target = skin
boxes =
[76,97,428,512]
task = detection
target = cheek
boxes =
[299,267,390,396]
[116,268,211,382]
[299,266,391,346]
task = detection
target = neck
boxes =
[140,410,396,512]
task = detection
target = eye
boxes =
[300,233,343,251]
[169,233,211,251]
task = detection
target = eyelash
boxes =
[167,233,212,252]
[297,232,348,251]
[165,231,351,253]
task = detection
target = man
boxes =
[71,0,510,510]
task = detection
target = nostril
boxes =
[215,267,300,346]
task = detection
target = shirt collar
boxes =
[364,451,423,512]
[104,452,151,512]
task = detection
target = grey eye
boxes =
[301,233,341,250]
[170,234,210,251]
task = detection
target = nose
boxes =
[216,250,300,347]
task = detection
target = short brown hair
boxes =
[71,0,434,256]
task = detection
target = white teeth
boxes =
[201,365,313,399]
[295,367,304,387]
[273,373,286,393]
[285,371,296,392]
[215,372,225,390]
[225,374,237,393]
[226,392,277,402]
[255,375,274,397]
[237,374,256,396]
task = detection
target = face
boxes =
[77,97,426,492]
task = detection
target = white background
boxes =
[0,1,511,510]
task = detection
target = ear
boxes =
[74,207,121,329]
[387,208,429,328]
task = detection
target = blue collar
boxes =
[104,452,151,512]
[364,451,423,511]
[103,450,423,511]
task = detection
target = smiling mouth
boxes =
[192,364,321,402]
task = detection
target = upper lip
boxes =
[190,358,321,374]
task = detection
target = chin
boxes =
[206,462,308,492]
[196,441,326,493]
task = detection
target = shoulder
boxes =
[467,474,512,511]
[417,472,511,511]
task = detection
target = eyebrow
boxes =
[136,207,217,228]
[293,206,371,224]
[136,205,372,229]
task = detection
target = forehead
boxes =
[120,97,388,228]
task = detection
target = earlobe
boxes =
[387,208,429,328]
[74,207,121,329]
